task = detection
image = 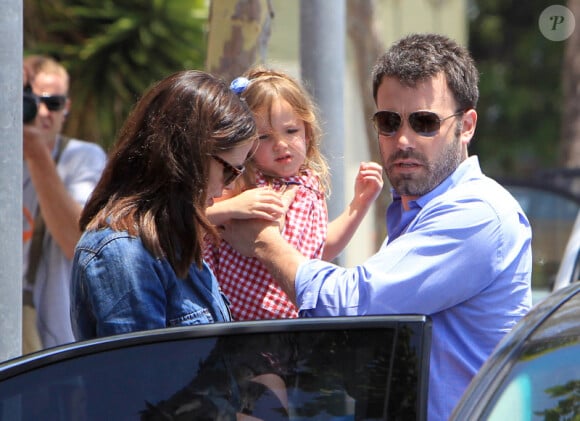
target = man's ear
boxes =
[460,108,477,145]
[64,98,71,118]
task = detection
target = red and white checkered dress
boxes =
[204,170,328,320]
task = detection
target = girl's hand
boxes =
[352,161,384,208]
[224,187,287,221]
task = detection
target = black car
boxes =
[0,315,432,421]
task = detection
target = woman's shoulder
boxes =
[76,227,141,257]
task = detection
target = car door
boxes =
[0,315,432,421]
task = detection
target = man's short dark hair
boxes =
[372,33,479,111]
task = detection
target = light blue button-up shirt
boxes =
[295,156,532,421]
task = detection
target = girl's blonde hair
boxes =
[238,66,330,194]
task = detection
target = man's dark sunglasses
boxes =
[211,155,245,186]
[372,110,464,137]
[34,94,67,112]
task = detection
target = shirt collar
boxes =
[386,156,482,242]
[255,169,321,193]
[391,156,482,209]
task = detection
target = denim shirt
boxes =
[71,227,232,341]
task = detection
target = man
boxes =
[222,33,532,421]
[23,55,107,353]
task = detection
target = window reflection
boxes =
[484,337,580,420]
[0,323,430,421]
[504,185,580,304]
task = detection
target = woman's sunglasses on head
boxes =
[372,109,465,137]
[211,155,245,186]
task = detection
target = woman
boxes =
[70,70,257,340]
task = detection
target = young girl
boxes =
[204,67,383,320]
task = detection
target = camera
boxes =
[23,84,38,124]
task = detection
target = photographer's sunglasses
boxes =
[211,155,245,186]
[372,110,464,137]
[36,94,67,112]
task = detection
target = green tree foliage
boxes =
[535,379,580,420]
[24,0,208,150]
[468,0,566,177]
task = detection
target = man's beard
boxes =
[385,133,462,197]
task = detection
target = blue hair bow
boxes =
[230,77,250,95]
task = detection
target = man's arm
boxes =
[221,220,306,303]
[24,128,83,260]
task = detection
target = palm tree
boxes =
[24,0,208,150]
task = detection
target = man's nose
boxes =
[392,123,416,150]
[37,102,51,116]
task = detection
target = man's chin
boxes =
[391,178,428,197]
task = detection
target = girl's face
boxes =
[252,98,307,178]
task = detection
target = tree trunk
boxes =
[346,0,390,247]
[560,0,580,192]
[561,0,580,167]
[206,0,274,82]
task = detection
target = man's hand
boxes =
[23,124,50,162]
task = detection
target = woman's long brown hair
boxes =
[80,70,256,278]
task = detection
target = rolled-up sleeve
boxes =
[297,259,365,316]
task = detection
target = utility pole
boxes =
[0,0,23,361]
[300,0,346,264]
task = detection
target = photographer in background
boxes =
[22,55,107,353]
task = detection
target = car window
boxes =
[502,183,580,303]
[484,338,580,420]
[553,210,580,291]
[479,291,580,420]
[0,316,432,421]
